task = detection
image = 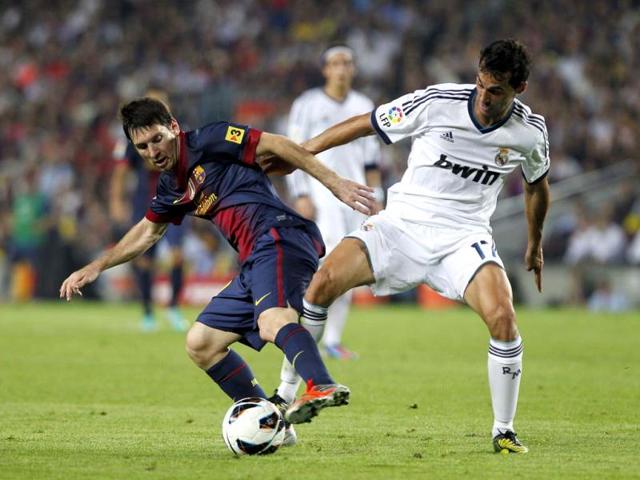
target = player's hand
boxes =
[330,177,375,215]
[256,154,297,176]
[59,263,101,301]
[525,244,544,292]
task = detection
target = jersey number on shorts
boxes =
[471,240,497,260]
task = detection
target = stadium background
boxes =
[1,0,639,308]
[2,2,640,479]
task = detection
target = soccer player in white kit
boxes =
[286,46,383,361]
[278,39,550,453]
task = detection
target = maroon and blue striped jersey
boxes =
[145,122,324,262]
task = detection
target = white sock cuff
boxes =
[488,336,523,362]
[302,299,328,321]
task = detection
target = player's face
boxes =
[322,53,355,89]
[131,119,180,171]
[474,70,526,126]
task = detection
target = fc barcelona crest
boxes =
[495,147,510,166]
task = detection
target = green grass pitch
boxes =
[1,302,638,479]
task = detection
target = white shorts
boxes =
[347,210,505,301]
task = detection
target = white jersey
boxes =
[286,87,381,200]
[371,83,550,233]
[286,87,381,251]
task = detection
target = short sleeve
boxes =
[370,89,432,144]
[196,122,262,167]
[521,118,550,184]
[144,176,186,225]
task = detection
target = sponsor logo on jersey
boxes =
[434,154,501,186]
[440,131,454,143]
[195,191,218,215]
[225,126,245,144]
[495,147,510,166]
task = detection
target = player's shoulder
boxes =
[401,83,474,108]
[347,89,375,108]
[294,88,325,104]
[511,98,548,137]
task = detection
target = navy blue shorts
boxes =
[196,226,320,351]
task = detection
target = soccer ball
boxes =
[221,397,286,455]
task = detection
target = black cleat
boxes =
[493,430,529,454]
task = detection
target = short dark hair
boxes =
[479,39,531,88]
[120,97,173,141]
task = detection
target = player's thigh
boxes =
[186,321,241,356]
[306,237,375,304]
[463,263,517,338]
[196,274,264,350]
[248,227,320,315]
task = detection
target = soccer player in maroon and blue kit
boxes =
[60,98,375,442]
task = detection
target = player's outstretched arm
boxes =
[59,218,168,301]
[523,177,550,292]
[302,112,375,155]
[256,132,374,215]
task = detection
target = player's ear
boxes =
[170,118,180,135]
[515,81,527,95]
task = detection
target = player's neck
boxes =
[474,103,512,128]
[324,84,349,102]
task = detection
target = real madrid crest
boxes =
[495,147,510,166]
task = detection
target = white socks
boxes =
[488,336,523,437]
[322,290,352,347]
[276,299,328,403]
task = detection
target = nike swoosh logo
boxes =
[291,351,303,369]
[254,292,272,306]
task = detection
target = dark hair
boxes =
[120,97,173,141]
[479,39,531,88]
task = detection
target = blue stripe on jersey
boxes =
[403,89,472,116]
[370,110,392,145]
[401,87,473,109]
[512,103,549,159]
[512,104,547,131]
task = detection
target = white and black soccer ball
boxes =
[221,397,286,456]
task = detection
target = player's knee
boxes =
[257,308,296,342]
[306,267,339,306]
[185,327,218,368]
[484,302,518,340]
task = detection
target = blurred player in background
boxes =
[285,45,383,360]
[61,98,376,440]
[110,89,188,331]
[268,39,550,453]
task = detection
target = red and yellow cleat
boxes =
[284,380,350,424]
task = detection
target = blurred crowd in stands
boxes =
[1,0,639,307]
